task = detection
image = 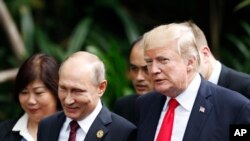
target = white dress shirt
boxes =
[154,73,201,141]
[59,100,102,141]
[208,60,222,84]
[12,113,34,141]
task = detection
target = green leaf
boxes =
[66,17,92,56]
[240,21,250,37]
[114,6,140,43]
[227,34,250,60]
[35,28,65,61]
[234,0,250,11]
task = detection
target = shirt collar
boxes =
[66,100,102,134]
[166,73,201,112]
[12,113,28,131]
[208,60,221,84]
[12,113,34,141]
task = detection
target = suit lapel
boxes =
[140,93,166,141]
[84,106,111,141]
[183,79,213,141]
[51,112,66,140]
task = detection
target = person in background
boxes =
[0,53,61,141]
[113,37,153,124]
[38,51,136,141]
[136,21,250,141]
[189,22,250,99]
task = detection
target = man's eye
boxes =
[142,66,149,73]
[130,66,137,71]
[159,58,170,64]
[58,87,67,94]
[145,60,152,66]
[73,89,84,96]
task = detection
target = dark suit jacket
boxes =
[113,94,138,125]
[218,64,250,99]
[0,118,22,141]
[136,78,250,141]
[38,105,136,141]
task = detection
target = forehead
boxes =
[59,65,93,89]
[59,60,94,85]
[130,44,145,64]
[144,46,178,59]
[130,42,143,57]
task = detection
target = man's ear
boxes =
[186,56,196,72]
[98,80,107,96]
[201,45,211,59]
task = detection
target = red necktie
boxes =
[156,98,179,141]
[68,120,80,141]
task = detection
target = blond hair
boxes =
[143,22,200,68]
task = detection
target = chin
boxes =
[66,114,80,120]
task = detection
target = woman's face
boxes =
[19,79,57,122]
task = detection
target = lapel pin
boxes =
[96,129,104,139]
[199,106,205,113]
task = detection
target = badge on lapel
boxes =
[199,106,205,113]
[96,129,104,139]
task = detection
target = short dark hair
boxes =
[127,36,143,62]
[14,53,61,110]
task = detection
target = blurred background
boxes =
[0,0,250,120]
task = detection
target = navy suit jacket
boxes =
[0,118,22,141]
[218,64,250,99]
[113,94,138,125]
[38,105,136,141]
[136,78,250,141]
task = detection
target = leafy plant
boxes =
[225,21,250,73]
[0,0,139,120]
[221,0,250,74]
[234,0,250,11]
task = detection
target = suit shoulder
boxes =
[0,118,18,138]
[115,94,138,104]
[40,111,64,124]
[111,112,136,129]
[0,118,18,129]
[222,65,250,82]
[207,81,249,104]
[137,91,162,103]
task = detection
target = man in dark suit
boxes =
[113,37,153,124]
[190,22,250,99]
[38,51,136,141]
[136,21,250,141]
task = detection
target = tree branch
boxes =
[0,68,18,83]
[0,0,26,61]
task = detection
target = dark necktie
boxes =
[68,120,80,141]
[156,98,179,141]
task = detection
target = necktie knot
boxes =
[70,120,79,131]
[68,120,79,141]
[168,98,179,110]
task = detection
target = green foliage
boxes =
[234,0,250,11]
[66,18,92,57]
[225,21,250,73]
[0,0,139,120]
[222,1,250,73]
